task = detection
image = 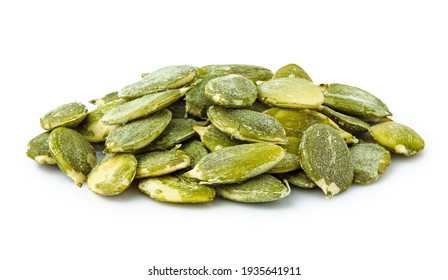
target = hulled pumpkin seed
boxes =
[40,102,88,130]
[119,65,198,99]
[350,143,391,184]
[320,106,371,135]
[369,122,425,156]
[136,149,190,178]
[139,175,216,203]
[185,74,222,119]
[87,153,137,195]
[193,124,245,152]
[299,124,353,198]
[89,91,119,106]
[204,74,258,108]
[268,137,301,173]
[181,139,209,167]
[278,170,316,189]
[49,127,97,186]
[200,64,273,82]
[207,106,287,144]
[184,143,285,184]
[258,77,324,108]
[26,132,56,164]
[104,109,172,153]
[102,88,189,125]
[273,63,313,82]
[215,174,290,203]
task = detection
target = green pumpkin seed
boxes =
[369,122,425,156]
[185,74,222,119]
[207,106,287,144]
[104,109,172,153]
[102,88,189,125]
[204,74,258,108]
[320,106,370,135]
[273,63,313,82]
[193,124,245,152]
[184,143,285,184]
[268,137,301,173]
[89,91,119,106]
[215,174,290,203]
[258,77,324,108]
[350,143,391,184]
[26,132,56,164]
[87,153,137,195]
[321,83,391,118]
[200,64,273,82]
[278,170,316,189]
[40,102,88,130]
[181,139,209,167]
[139,175,216,203]
[77,99,126,142]
[49,127,97,186]
[299,124,353,198]
[136,149,190,178]
[119,65,198,99]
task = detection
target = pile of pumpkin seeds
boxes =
[26,64,425,203]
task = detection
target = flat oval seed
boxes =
[102,88,189,125]
[215,174,291,203]
[350,143,391,184]
[185,74,222,119]
[40,102,88,130]
[273,63,313,82]
[104,109,172,153]
[207,106,287,144]
[300,124,353,198]
[200,64,273,82]
[136,149,190,178]
[258,77,324,108]
[139,175,215,203]
[278,170,317,189]
[205,74,258,108]
[184,143,285,184]
[49,127,97,186]
[118,65,198,99]
[268,137,301,173]
[193,125,245,152]
[26,132,56,164]
[369,122,425,156]
[320,106,370,135]
[87,153,137,195]
[181,139,209,167]
[89,91,119,106]
[77,99,126,142]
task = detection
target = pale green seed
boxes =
[205,74,258,108]
[40,102,88,130]
[268,137,301,173]
[26,132,56,164]
[136,149,190,178]
[273,63,313,82]
[320,106,370,135]
[119,65,198,99]
[278,170,316,189]
[102,88,189,125]
[49,127,97,186]
[89,91,119,106]
[207,106,287,144]
[185,74,222,119]
[184,143,285,184]
[258,77,324,109]
[369,122,425,156]
[200,64,273,82]
[87,153,137,195]
[139,175,216,203]
[193,125,245,152]
[299,124,353,198]
[350,143,391,184]
[181,139,209,167]
[215,174,291,203]
[104,109,172,153]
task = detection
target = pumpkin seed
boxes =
[40,102,88,130]
[26,132,56,164]
[320,106,370,135]
[119,65,198,99]
[181,139,209,167]
[87,153,137,195]
[139,175,216,203]
[299,124,353,198]
[350,143,391,184]
[273,63,313,82]
[104,109,172,153]
[215,174,290,203]
[204,74,258,107]
[49,127,97,186]
[193,124,245,152]
[185,74,222,119]
[258,77,324,108]
[207,106,287,144]
[369,122,425,156]
[278,170,316,189]
[200,64,272,82]
[184,143,285,184]
[89,91,119,106]
[268,137,301,173]
[136,149,190,178]
[102,88,189,125]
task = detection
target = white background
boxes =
[1,1,447,279]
